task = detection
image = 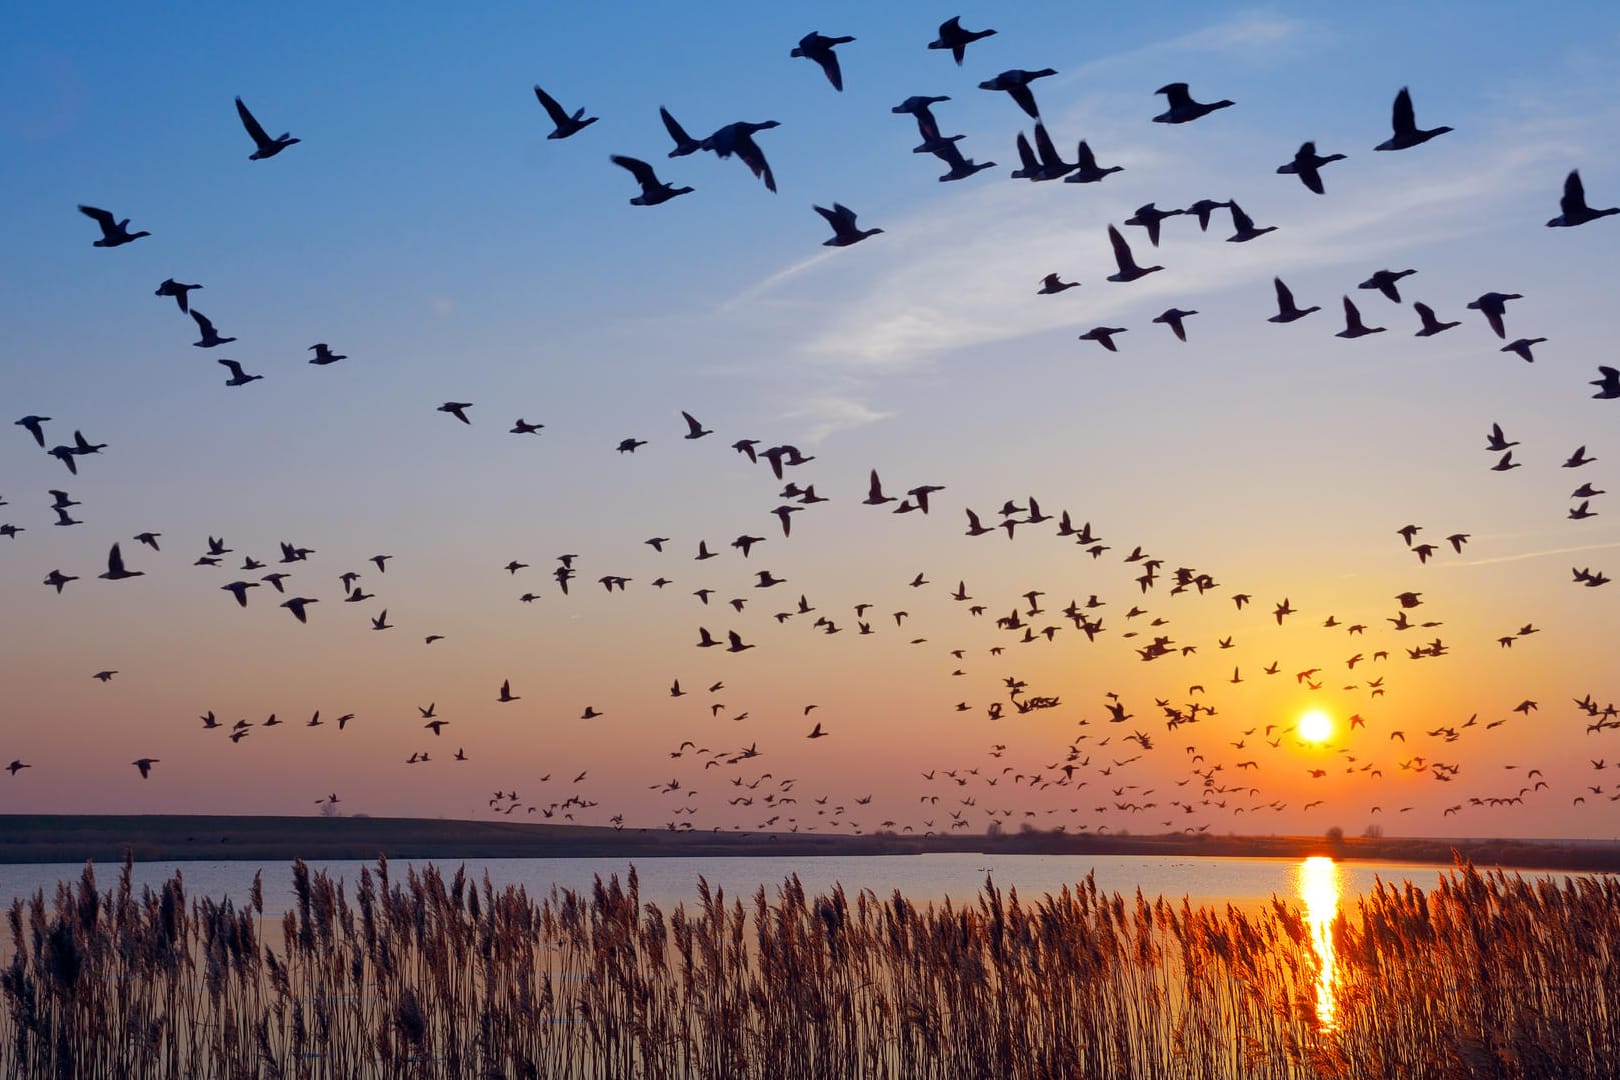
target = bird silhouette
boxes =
[154,279,201,313]
[814,203,883,246]
[928,17,996,64]
[191,311,235,348]
[979,69,1056,120]
[308,343,346,365]
[1268,277,1319,323]
[218,359,262,387]
[1375,87,1451,151]
[533,84,597,139]
[1105,225,1161,282]
[1547,169,1618,227]
[1466,292,1522,339]
[99,543,143,581]
[1153,83,1233,124]
[235,97,299,159]
[701,121,781,192]
[438,402,474,424]
[1276,141,1346,194]
[610,155,693,206]
[78,205,149,247]
[790,32,854,91]
[1336,296,1386,338]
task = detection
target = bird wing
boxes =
[106,544,126,574]
[738,138,776,192]
[1158,82,1193,108]
[1391,87,1416,136]
[235,97,271,147]
[1562,169,1587,216]
[1107,225,1135,271]
[611,154,660,189]
[533,85,569,125]
[681,410,703,435]
[660,106,693,146]
[1274,277,1296,309]
[78,204,115,230]
[219,358,244,377]
[192,310,215,335]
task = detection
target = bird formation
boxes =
[6,12,1618,842]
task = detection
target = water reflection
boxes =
[1298,856,1341,1029]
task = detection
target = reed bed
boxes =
[2,857,1616,1078]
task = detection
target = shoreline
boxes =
[4,814,1619,873]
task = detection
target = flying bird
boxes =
[234,96,299,159]
[1592,366,1620,400]
[1153,82,1233,124]
[610,155,693,206]
[1276,141,1346,194]
[191,311,235,348]
[533,84,597,139]
[438,402,474,424]
[16,415,50,447]
[1466,292,1522,339]
[790,32,854,91]
[701,121,781,192]
[680,411,711,439]
[280,597,318,623]
[1501,337,1546,363]
[928,16,996,64]
[1268,277,1319,323]
[1547,169,1618,227]
[1225,202,1275,243]
[1078,327,1127,352]
[1335,296,1386,338]
[1105,225,1161,283]
[658,107,703,157]
[99,543,143,581]
[1152,308,1198,342]
[978,69,1057,120]
[1375,87,1451,151]
[218,359,262,387]
[78,204,149,247]
[1065,141,1123,184]
[132,758,159,779]
[308,343,346,365]
[814,203,883,246]
[154,279,202,313]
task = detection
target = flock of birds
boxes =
[5,13,1619,840]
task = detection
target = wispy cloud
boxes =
[1441,541,1620,569]
[776,394,896,444]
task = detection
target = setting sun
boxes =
[1299,709,1334,744]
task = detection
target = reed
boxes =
[2,856,1615,1078]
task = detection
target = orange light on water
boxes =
[1299,855,1341,1029]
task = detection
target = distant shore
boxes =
[3,814,1619,873]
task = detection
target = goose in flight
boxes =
[610,155,693,206]
[863,470,895,506]
[438,402,473,424]
[132,758,159,779]
[1152,308,1198,342]
[1124,203,1181,247]
[1063,139,1123,184]
[1466,292,1521,339]
[1335,296,1385,338]
[191,311,236,348]
[658,106,703,157]
[701,121,781,192]
[221,581,259,607]
[533,84,597,139]
[234,97,299,159]
[806,721,828,739]
[1412,302,1459,336]
[44,569,77,593]
[680,410,711,439]
[1564,446,1596,468]
[280,597,317,622]
[815,203,883,246]
[1153,82,1233,124]
[979,69,1056,120]
[1184,199,1230,231]
[308,343,346,365]
[1105,225,1161,282]
[1359,268,1416,303]
[134,532,161,550]
[511,418,544,434]
[1268,277,1319,323]
[790,31,854,91]
[154,279,202,313]
[78,204,149,247]
[1547,169,1618,227]
[1225,202,1275,243]
[498,679,520,702]
[1078,326,1127,351]
[1501,337,1546,363]
[218,359,262,387]
[929,16,995,64]
[616,437,646,453]
[931,140,996,182]
[16,415,50,447]
[5,761,29,776]
[99,543,143,581]
[1592,366,1620,399]
[1375,87,1451,151]
[1276,141,1346,194]
[1038,273,1079,294]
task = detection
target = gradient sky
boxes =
[4,2,1620,839]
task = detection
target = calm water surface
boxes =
[0,851,1488,917]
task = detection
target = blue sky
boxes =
[3,3,1620,837]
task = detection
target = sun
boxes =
[1299,709,1334,744]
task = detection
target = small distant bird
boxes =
[92,671,118,682]
[99,543,143,581]
[191,311,235,348]
[979,69,1057,120]
[498,679,519,702]
[308,343,346,365]
[814,203,882,246]
[16,415,51,447]
[1124,203,1182,247]
[533,84,597,139]
[1153,308,1198,342]
[221,581,259,607]
[1359,269,1417,303]
[1591,366,1620,400]
[1078,327,1127,352]
[78,205,149,247]
[1547,169,1618,228]
[218,359,262,387]
[1501,338,1546,363]
[658,107,703,158]
[701,121,782,193]
[1485,422,1517,452]
[610,155,692,206]
[1105,225,1161,283]
[132,758,159,779]
[1374,87,1451,151]
[5,761,29,776]
[1277,141,1346,194]
[154,279,202,313]
[235,97,299,159]
[790,32,854,91]
[438,402,474,424]
[806,721,828,739]
[617,437,646,453]
[1268,277,1320,324]
[929,16,996,64]
[1412,302,1459,337]
[1564,446,1596,468]
[135,532,161,550]
[281,597,317,623]
[1336,296,1385,339]
[511,418,544,434]
[1466,292,1522,339]
[1153,83,1233,124]
[44,570,77,593]
[1225,202,1275,243]
[681,411,711,439]
[1065,141,1123,184]
[1038,273,1080,295]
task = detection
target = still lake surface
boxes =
[0,851,1515,917]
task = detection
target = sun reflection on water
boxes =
[1298,856,1341,1029]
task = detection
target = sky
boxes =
[3,2,1620,839]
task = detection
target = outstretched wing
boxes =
[235,97,271,147]
[610,154,657,187]
[78,204,115,230]
[1562,169,1587,216]
[1391,87,1415,136]
[533,84,568,126]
